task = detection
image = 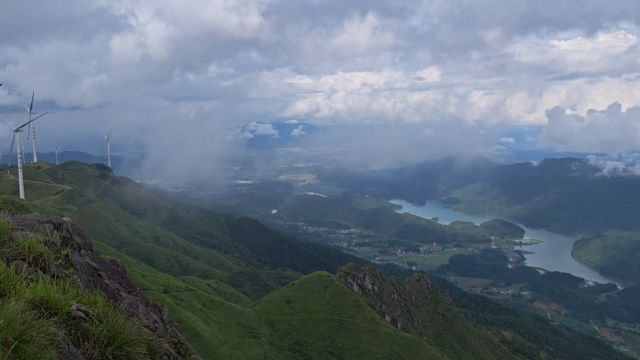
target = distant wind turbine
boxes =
[103,132,112,168]
[24,92,41,163]
[55,146,59,165]
[4,112,47,199]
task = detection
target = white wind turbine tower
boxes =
[4,112,47,200]
[55,146,59,165]
[103,132,112,168]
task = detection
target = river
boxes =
[391,199,620,286]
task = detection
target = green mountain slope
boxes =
[0,162,368,357]
[254,272,446,359]
[573,232,640,283]
[4,163,361,290]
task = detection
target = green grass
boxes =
[254,272,445,360]
[71,202,234,280]
[93,240,267,359]
[0,261,157,359]
[0,299,57,360]
[9,234,54,269]
[0,221,12,243]
[0,215,165,360]
[82,306,155,360]
[90,240,449,360]
[337,264,514,360]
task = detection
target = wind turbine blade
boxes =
[16,112,48,130]
[33,112,48,121]
[29,92,35,113]
[8,133,15,159]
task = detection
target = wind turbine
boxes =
[24,92,41,163]
[103,132,112,169]
[4,113,47,200]
[55,146,59,165]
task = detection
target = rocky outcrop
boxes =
[337,264,515,360]
[337,264,445,332]
[0,212,196,359]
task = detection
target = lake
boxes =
[391,199,620,286]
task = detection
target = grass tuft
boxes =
[6,234,54,270]
[0,299,57,359]
[22,278,78,318]
[83,307,155,360]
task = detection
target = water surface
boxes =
[391,199,620,286]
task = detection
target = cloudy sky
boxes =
[1,0,640,174]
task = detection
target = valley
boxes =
[200,158,640,357]
[0,161,633,359]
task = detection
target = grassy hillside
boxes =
[255,272,446,359]
[573,232,640,284]
[0,216,191,359]
[337,264,513,360]
[0,162,369,358]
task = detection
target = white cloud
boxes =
[508,29,638,71]
[585,154,640,176]
[541,102,640,153]
[327,13,397,57]
[245,121,279,137]
[109,9,175,64]
[500,136,516,144]
[0,40,111,108]
[416,66,442,83]
[107,0,271,64]
[291,124,305,136]
[281,66,640,129]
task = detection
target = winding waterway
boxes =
[391,199,620,286]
